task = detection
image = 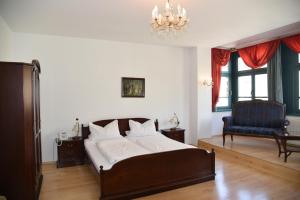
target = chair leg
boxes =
[223,134,225,146]
[284,153,287,162]
[231,135,233,142]
[285,152,292,162]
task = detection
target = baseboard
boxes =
[42,161,56,165]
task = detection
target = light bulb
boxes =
[152,6,158,19]
[177,4,181,15]
[182,8,186,17]
[165,1,170,11]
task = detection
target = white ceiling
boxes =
[0,0,300,47]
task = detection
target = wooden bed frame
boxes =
[82,118,215,200]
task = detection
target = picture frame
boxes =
[121,77,145,98]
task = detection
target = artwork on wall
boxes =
[121,77,145,97]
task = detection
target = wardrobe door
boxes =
[0,63,25,200]
[33,67,42,196]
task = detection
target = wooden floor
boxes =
[40,154,300,200]
[200,135,300,171]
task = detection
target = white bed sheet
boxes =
[126,133,195,153]
[95,137,150,164]
[85,133,196,172]
[84,139,113,172]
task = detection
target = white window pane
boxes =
[238,57,267,70]
[219,77,229,97]
[299,70,300,98]
[255,97,268,101]
[298,54,300,63]
[238,76,251,97]
[260,64,267,68]
[238,57,251,71]
[255,74,268,97]
[216,97,229,107]
[221,64,229,72]
[238,98,252,101]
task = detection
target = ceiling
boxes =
[0,0,300,47]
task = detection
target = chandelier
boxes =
[151,0,189,33]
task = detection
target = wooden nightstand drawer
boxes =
[57,137,85,168]
[161,128,185,143]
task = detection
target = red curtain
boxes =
[282,34,300,53]
[238,40,280,68]
[211,48,231,111]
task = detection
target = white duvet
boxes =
[96,137,150,164]
[127,133,195,153]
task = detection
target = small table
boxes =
[161,128,185,143]
[56,136,85,168]
[273,132,300,162]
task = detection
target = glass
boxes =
[238,75,251,97]
[238,57,267,71]
[255,97,268,101]
[238,97,252,101]
[260,64,267,68]
[255,74,268,97]
[298,54,300,63]
[221,64,229,72]
[238,58,251,71]
[216,77,229,108]
[216,97,229,107]
[219,77,229,97]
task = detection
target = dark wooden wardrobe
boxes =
[0,60,43,200]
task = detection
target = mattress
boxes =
[84,139,113,172]
[84,133,195,172]
[126,133,195,153]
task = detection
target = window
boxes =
[214,44,300,115]
[215,64,231,111]
[235,55,268,101]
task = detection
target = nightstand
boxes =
[56,137,85,168]
[161,128,185,143]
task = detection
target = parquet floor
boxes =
[40,153,300,200]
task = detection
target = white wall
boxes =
[0,16,12,61]
[211,111,231,136]
[183,47,198,145]
[197,47,213,139]
[11,33,196,162]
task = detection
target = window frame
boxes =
[215,63,232,112]
[232,53,268,103]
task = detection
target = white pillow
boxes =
[128,119,156,136]
[89,120,121,141]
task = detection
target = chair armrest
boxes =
[222,116,233,129]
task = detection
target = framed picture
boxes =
[121,77,145,98]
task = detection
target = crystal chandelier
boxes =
[151,0,189,33]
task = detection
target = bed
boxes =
[82,118,215,200]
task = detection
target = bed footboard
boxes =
[99,148,215,200]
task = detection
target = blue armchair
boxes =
[222,100,289,146]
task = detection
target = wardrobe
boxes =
[0,60,43,200]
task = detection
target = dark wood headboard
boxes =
[81,118,159,139]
